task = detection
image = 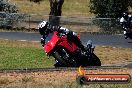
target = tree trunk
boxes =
[49,0,64,26]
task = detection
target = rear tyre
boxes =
[88,53,101,66]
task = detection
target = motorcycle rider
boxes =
[119,12,132,39]
[38,21,86,52]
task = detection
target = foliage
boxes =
[0,0,19,28]
[89,0,132,18]
[0,12,27,29]
[0,39,54,69]
[92,18,121,33]
[89,0,132,32]
[0,0,18,13]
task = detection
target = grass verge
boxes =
[0,39,54,69]
[0,39,132,88]
[0,39,132,69]
[0,69,132,88]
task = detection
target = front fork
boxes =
[53,48,70,65]
[84,40,95,60]
[86,40,95,54]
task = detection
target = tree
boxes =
[49,0,64,26]
[89,0,132,33]
[89,0,132,18]
[30,0,64,26]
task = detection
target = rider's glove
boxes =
[41,38,45,44]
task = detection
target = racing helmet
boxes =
[38,21,49,35]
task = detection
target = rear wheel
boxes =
[87,53,101,66]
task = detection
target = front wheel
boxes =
[53,49,77,67]
[53,52,67,67]
[88,53,101,66]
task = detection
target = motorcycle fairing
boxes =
[58,36,78,52]
[44,32,59,54]
[44,31,78,54]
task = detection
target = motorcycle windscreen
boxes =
[44,32,59,54]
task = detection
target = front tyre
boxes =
[53,52,67,67]
[53,48,77,67]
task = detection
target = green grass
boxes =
[0,40,54,69]
[0,39,132,87]
[0,39,132,69]
[0,46,53,69]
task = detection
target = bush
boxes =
[92,18,122,34]
[0,0,18,13]
[89,0,132,18]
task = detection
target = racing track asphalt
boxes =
[0,32,132,67]
[0,32,132,48]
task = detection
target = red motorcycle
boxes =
[41,31,101,67]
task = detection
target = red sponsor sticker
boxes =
[77,66,131,84]
[83,74,131,83]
